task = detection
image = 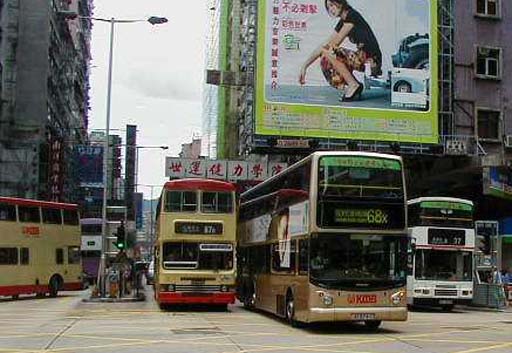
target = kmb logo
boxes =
[347,294,377,305]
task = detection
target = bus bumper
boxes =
[158,292,236,305]
[307,306,408,323]
[63,282,84,291]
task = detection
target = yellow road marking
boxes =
[449,342,512,353]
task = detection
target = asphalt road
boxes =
[1,287,512,353]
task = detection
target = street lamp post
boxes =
[135,145,169,193]
[90,15,168,298]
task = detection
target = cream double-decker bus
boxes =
[0,197,82,299]
[154,179,237,309]
[407,197,475,311]
[238,152,408,329]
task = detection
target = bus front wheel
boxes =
[49,275,62,298]
[285,292,301,327]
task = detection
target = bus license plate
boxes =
[439,300,453,305]
[351,313,376,320]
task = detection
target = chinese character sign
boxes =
[77,145,104,188]
[207,160,228,180]
[228,161,248,181]
[184,159,207,178]
[165,158,185,178]
[248,162,268,181]
[269,162,287,177]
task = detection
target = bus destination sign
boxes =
[335,208,389,225]
[427,228,465,246]
[175,222,223,235]
[320,203,405,230]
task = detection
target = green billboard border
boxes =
[255,0,439,144]
[217,0,230,158]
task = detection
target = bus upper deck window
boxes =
[18,206,41,223]
[202,192,233,213]
[0,203,16,221]
[43,208,62,225]
[63,210,79,225]
[166,191,197,212]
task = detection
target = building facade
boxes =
[0,0,92,201]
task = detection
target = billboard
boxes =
[76,145,104,188]
[256,0,438,143]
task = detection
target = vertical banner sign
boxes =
[134,192,143,230]
[125,125,137,220]
[256,0,438,143]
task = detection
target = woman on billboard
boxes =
[298,0,382,102]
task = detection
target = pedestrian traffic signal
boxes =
[115,222,126,250]
[479,235,491,255]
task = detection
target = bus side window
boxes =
[68,246,81,264]
[20,248,29,265]
[56,248,64,265]
[0,202,16,221]
[18,206,41,223]
[42,208,62,224]
[63,210,79,225]
[298,239,309,274]
[0,247,18,265]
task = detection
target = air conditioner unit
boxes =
[505,135,512,148]
[445,139,467,155]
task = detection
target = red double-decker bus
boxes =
[154,179,237,309]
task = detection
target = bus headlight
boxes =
[391,291,405,305]
[323,295,334,306]
[161,284,175,292]
[220,285,228,292]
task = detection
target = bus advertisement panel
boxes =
[154,179,237,309]
[255,0,438,143]
[407,197,475,310]
[0,197,82,299]
[238,152,408,329]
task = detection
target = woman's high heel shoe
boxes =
[341,83,363,102]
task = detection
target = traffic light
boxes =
[115,222,126,250]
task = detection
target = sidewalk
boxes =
[82,282,146,303]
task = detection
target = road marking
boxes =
[449,342,512,353]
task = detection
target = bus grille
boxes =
[434,289,457,297]
[175,285,222,293]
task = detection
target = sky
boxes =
[89,0,208,199]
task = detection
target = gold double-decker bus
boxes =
[154,179,237,309]
[238,152,408,329]
[0,197,82,299]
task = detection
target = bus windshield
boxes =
[415,249,472,281]
[318,156,403,199]
[310,234,407,290]
[162,242,233,271]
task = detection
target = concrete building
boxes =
[0,0,92,201]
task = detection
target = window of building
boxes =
[476,0,500,18]
[63,210,79,225]
[477,109,501,140]
[42,208,62,225]
[0,202,16,222]
[476,47,501,79]
[18,206,41,223]
[56,248,64,265]
[0,248,18,265]
[20,248,29,265]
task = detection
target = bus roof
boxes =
[163,178,236,192]
[0,197,78,210]
[408,197,473,206]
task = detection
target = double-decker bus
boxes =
[0,197,82,299]
[80,218,102,285]
[154,179,237,309]
[407,197,475,311]
[238,152,408,329]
